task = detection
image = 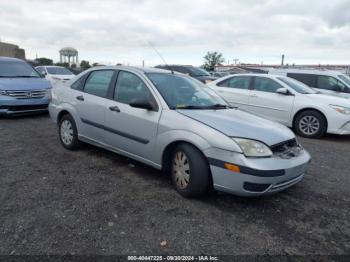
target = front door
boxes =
[248,76,294,125]
[105,70,161,162]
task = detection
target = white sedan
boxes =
[208,74,350,138]
[35,66,75,87]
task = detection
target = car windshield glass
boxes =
[338,75,350,86]
[146,73,229,109]
[0,61,40,77]
[47,67,73,75]
[278,77,316,94]
[187,67,210,76]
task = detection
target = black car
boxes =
[155,65,216,83]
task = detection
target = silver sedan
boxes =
[49,66,311,197]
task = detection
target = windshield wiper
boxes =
[176,104,233,110]
[176,105,208,109]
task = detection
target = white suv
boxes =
[208,74,350,138]
[269,68,350,99]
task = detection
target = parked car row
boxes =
[1,56,348,199]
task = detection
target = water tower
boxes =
[59,47,78,66]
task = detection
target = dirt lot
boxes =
[0,114,349,257]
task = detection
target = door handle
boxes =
[76,95,84,101]
[250,94,258,98]
[109,105,120,112]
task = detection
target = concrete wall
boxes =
[0,42,26,59]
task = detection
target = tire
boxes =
[170,143,210,198]
[58,114,81,150]
[294,110,327,138]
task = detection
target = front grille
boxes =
[6,89,47,99]
[0,104,48,111]
[271,139,303,159]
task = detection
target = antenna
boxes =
[148,41,174,74]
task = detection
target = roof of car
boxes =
[269,68,343,76]
[0,56,25,62]
[87,65,177,74]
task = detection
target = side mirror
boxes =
[276,87,289,95]
[129,98,155,111]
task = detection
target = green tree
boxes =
[80,60,91,70]
[203,51,225,71]
[35,57,53,66]
[55,62,69,67]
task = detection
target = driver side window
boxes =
[114,71,153,105]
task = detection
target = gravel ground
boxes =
[0,114,349,257]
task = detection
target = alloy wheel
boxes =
[299,115,320,136]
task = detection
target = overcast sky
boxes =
[0,0,349,66]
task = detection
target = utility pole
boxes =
[142,60,145,67]
[281,54,285,66]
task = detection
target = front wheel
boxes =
[294,110,327,138]
[58,114,81,150]
[170,143,211,198]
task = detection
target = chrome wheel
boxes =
[60,119,74,146]
[299,115,320,136]
[172,151,190,189]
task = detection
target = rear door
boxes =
[248,76,294,125]
[104,70,161,161]
[213,75,252,110]
[74,69,116,143]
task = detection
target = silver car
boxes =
[49,66,311,197]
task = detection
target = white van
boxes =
[269,69,350,99]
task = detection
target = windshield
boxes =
[187,67,210,76]
[0,61,40,78]
[278,77,317,94]
[146,73,228,109]
[338,75,350,86]
[47,67,73,75]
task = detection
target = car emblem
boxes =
[25,92,32,98]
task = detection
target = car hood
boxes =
[0,78,51,90]
[178,109,295,146]
[305,93,350,105]
[195,75,217,82]
[48,74,75,80]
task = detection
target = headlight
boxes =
[233,138,272,157]
[329,105,350,115]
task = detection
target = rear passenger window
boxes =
[217,76,251,89]
[83,70,114,97]
[253,77,282,93]
[287,73,317,87]
[114,71,153,104]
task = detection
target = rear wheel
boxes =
[170,143,210,198]
[59,114,81,150]
[294,110,327,138]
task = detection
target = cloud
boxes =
[0,0,349,65]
